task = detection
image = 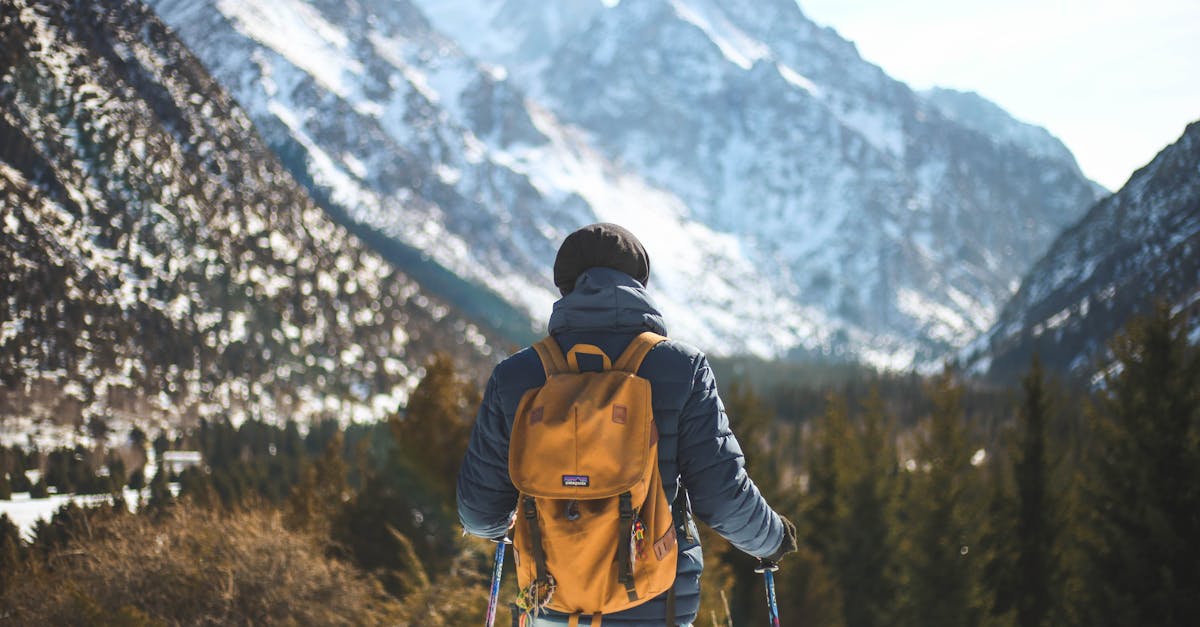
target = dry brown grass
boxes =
[0,504,405,626]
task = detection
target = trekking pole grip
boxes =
[755,559,781,626]
[754,558,779,573]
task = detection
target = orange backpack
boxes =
[509,332,678,626]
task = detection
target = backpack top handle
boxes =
[565,344,613,373]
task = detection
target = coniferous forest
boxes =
[2,307,1197,625]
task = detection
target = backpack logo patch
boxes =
[562,474,590,487]
[612,404,628,424]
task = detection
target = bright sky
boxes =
[798,0,1200,191]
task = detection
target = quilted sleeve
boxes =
[456,371,518,539]
[675,353,784,558]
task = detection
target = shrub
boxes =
[1,503,404,625]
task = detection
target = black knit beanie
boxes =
[553,223,650,296]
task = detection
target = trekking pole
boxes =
[485,534,511,627]
[755,559,781,627]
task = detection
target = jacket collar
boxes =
[548,267,668,336]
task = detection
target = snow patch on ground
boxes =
[0,488,168,540]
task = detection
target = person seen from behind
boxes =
[457,223,798,626]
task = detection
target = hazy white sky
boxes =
[799,0,1200,190]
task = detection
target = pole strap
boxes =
[617,491,638,602]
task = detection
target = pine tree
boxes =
[802,392,851,559]
[390,353,480,498]
[1079,305,1200,626]
[0,513,23,593]
[127,426,148,492]
[985,356,1062,627]
[285,431,349,535]
[105,454,126,496]
[839,386,900,627]
[902,369,986,627]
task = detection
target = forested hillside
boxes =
[0,0,497,440]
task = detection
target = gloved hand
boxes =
[764,515,798,564]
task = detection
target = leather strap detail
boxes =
[612,332,668,373]
[616,491,638,602]
[653,525,677,561]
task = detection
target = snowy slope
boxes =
[154,0,1102,367]
[0,0,496,433]
[966,121,1200,379]
[148,0,862,360]
[408,0,1103,365]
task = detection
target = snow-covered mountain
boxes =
[966,120,1200,380]
[0,0,497,434]
[151,0,1104,367]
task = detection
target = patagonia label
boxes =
[562,475,590,487]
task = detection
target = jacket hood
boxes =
[548,267,668,336]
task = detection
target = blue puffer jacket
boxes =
[457,267,785,626]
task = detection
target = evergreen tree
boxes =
[285,431,349,535]
[127,427,148,491]
[127,465,145,491]
[105,454,126,496]
[839,387,900,627]
[801,392,851,559]
[985,356,1063,627]
[902,370,986,627]
[1079,305,1200,626]
[178,467,218,509]
[152,433,169,460]
[0,513,22,593]
[8,447,31,493]
[781,393,853,626]
[390,353,480,498]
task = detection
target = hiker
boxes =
[458,223,797,626]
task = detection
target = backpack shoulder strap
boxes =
[532,336,569,377]
[613,331,668,374]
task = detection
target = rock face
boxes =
[0,0,496,433]
[967,121,1200,380]
[152,0,1103,367]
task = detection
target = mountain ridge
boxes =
[151,0,1103,367]
[966,119,1200,379]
